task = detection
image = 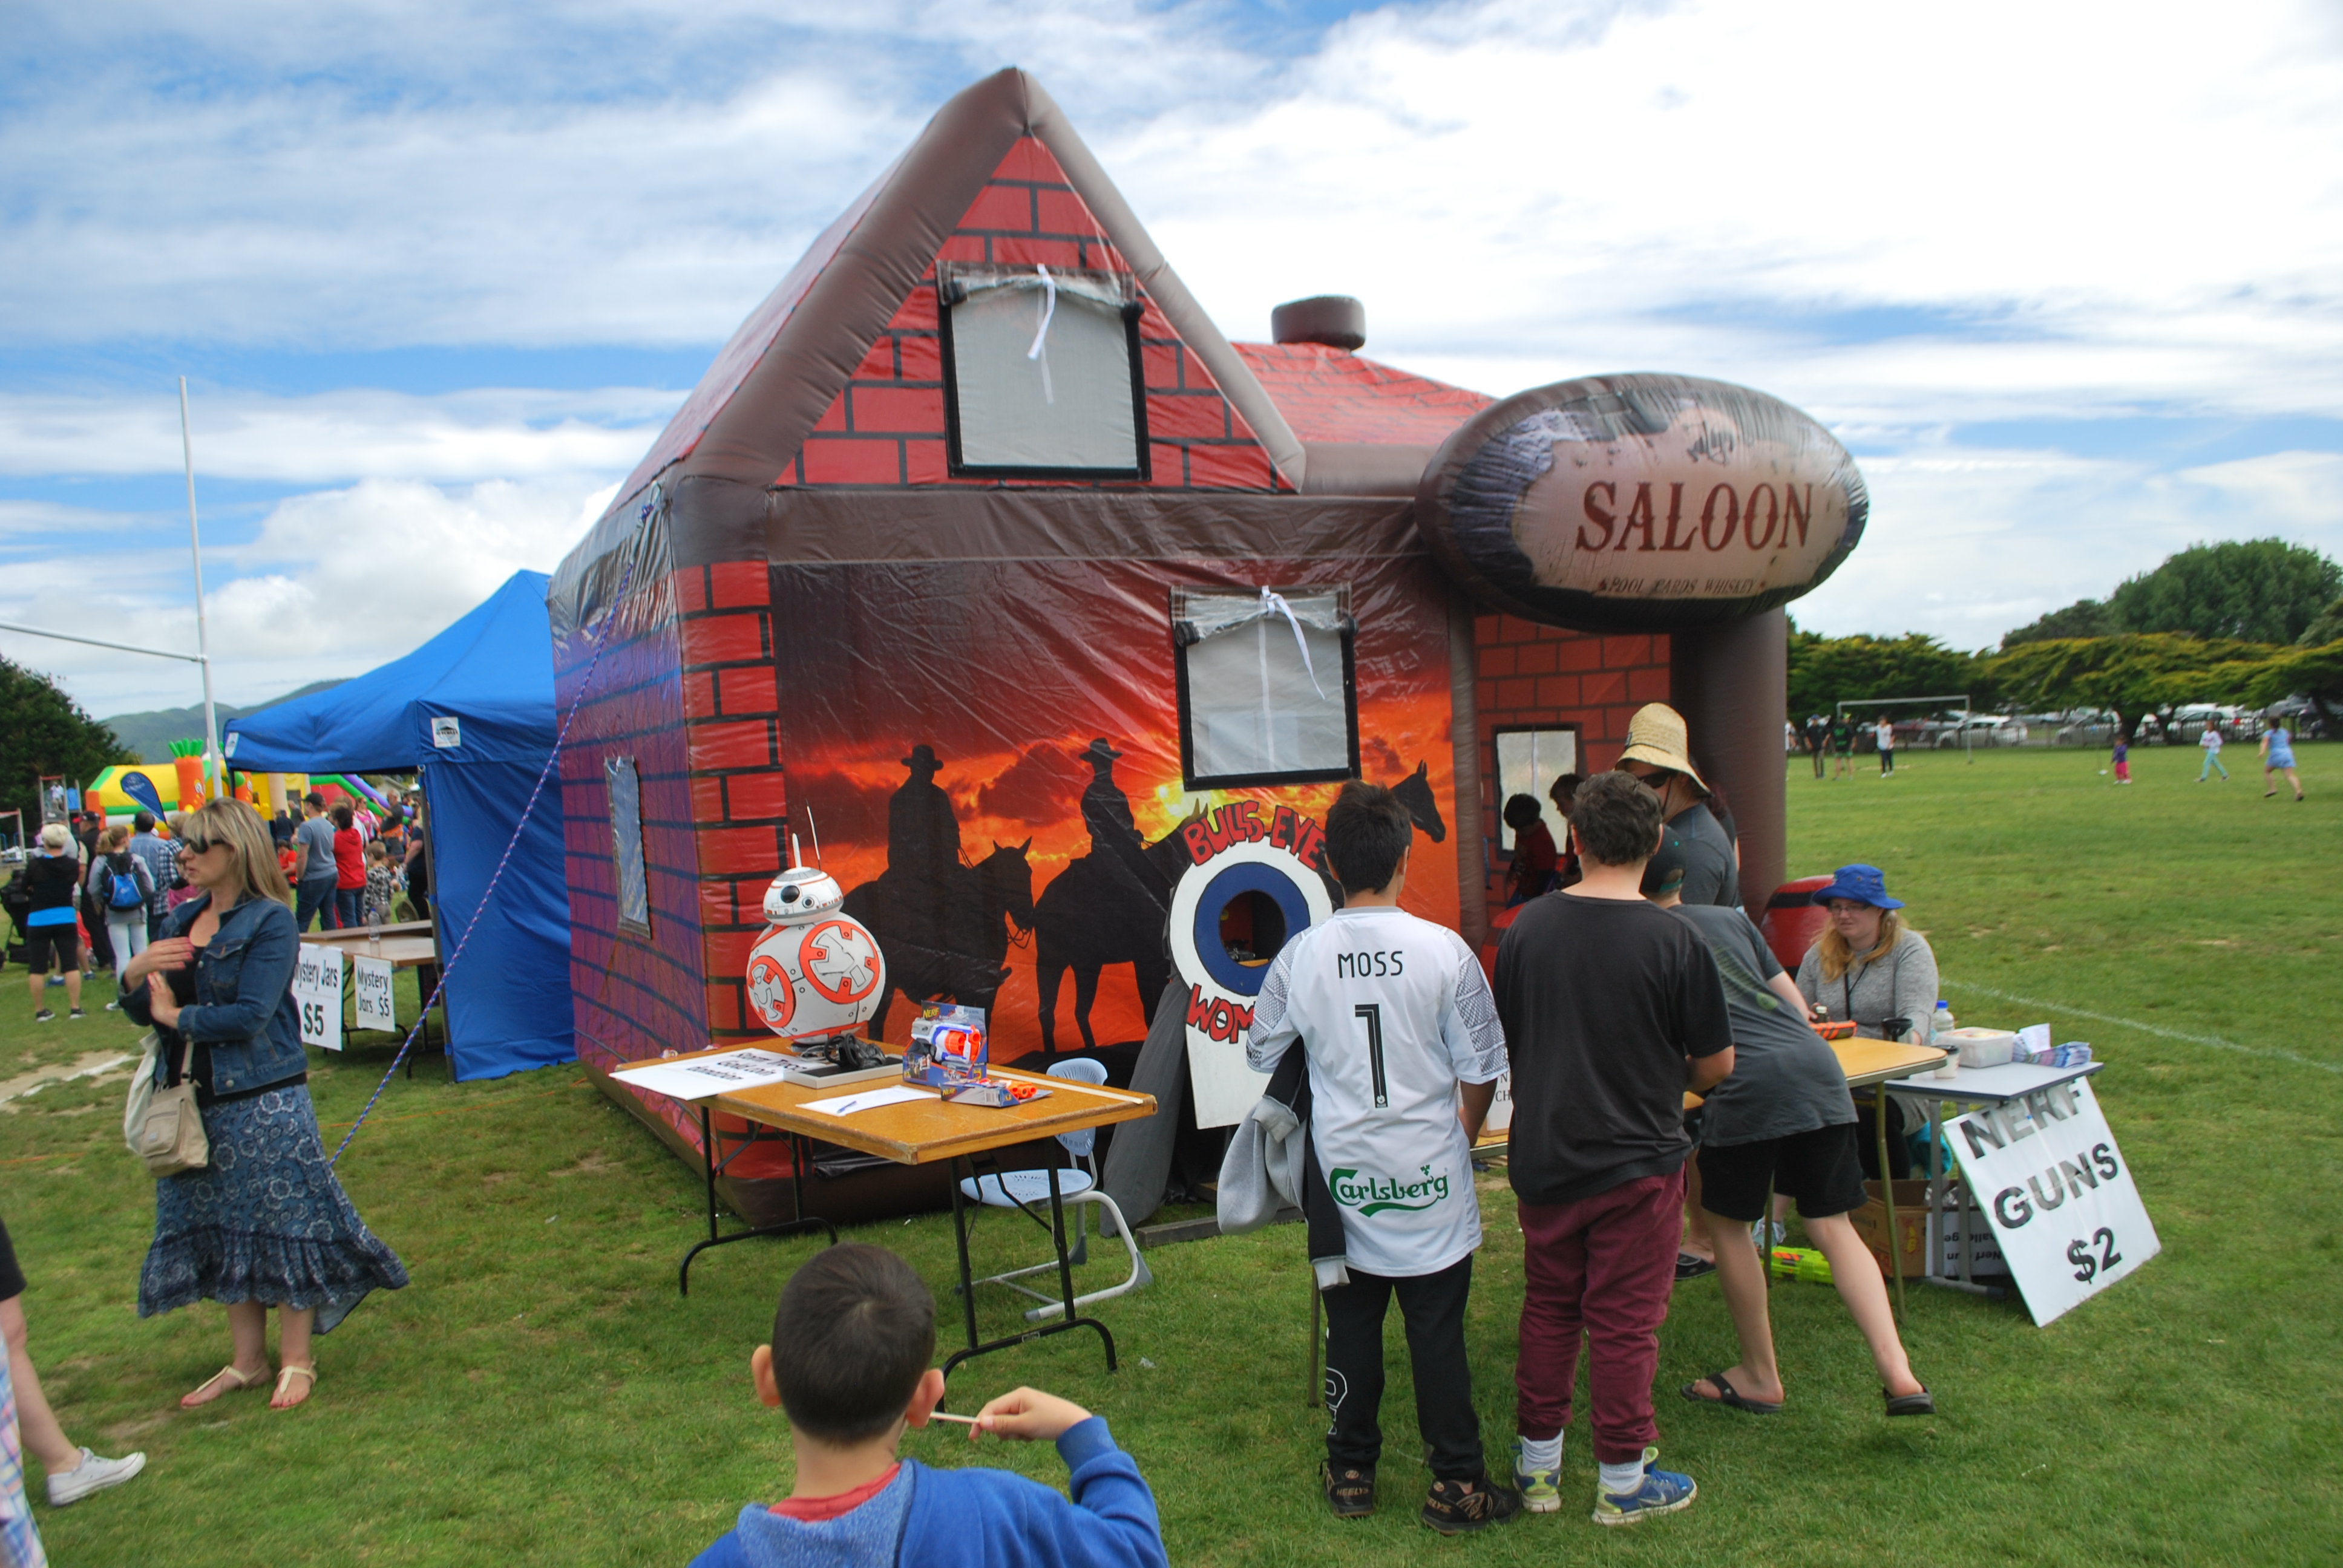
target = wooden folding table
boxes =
[628,1047,1156,1379]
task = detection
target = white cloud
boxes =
[4,0,2343,685]
[0,478,611,716]
[2177,451,2343,528]
[0,387,678,483]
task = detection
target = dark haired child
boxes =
[1247,780,1518,1534]
[1501,794,1558,907]
[690,1243,1166,1568]
[1493,769,1733,1526]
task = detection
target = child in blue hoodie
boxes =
[690,1243,1167,1568]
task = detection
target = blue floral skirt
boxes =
[139,1083,408,1334]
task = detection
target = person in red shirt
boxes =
[330,805,367,931]
[1502,795,1559,907]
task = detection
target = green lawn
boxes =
[5,743,2339,1565]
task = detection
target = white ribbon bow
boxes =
[1260,587,1326,702]
[1026,264,1058,405]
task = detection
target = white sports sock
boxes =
[1517,1435,1562,1470]
[1598,1459,1645,1497]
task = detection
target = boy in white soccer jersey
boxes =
[1246,780,1521,1535]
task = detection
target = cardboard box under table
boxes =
[623,1045,1155,1379]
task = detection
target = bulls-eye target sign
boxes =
[1168,802,1335,1129]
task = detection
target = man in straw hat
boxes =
[1615,704,1737,910]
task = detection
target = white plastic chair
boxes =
[958,1057,1153,1322]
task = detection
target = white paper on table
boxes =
[609,1048,801,1102]
[802,1084,933,1117]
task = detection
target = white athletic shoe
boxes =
[47,1447,146,1506]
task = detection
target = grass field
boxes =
[4,742,2339,1566]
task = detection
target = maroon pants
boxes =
[1514,1169,1683,1463]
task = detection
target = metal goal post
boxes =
[1830,694,1975,764]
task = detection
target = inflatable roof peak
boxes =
[598,67,1306,524]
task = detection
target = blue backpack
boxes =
[105,854,146,910]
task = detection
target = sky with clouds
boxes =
[6,0,2341,719]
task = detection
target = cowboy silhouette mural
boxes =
[1033,743,1449,1055]
[841,744,1035,1039]
[1033,740,1197,1054]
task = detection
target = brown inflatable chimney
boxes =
[1271,295,1365,352]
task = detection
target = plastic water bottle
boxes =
[1933,1001,1960,1077]
[1932,1001,1955,1042]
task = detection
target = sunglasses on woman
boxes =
[177,835,218,855]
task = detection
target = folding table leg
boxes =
[1877,1084,1904,1319]
[677,1104,837,1296]
[940,1157,1118,1386]
[952,1157,981,1355]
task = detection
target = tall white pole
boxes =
[179,376,223,797]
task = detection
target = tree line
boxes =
[1790,540,2343,744]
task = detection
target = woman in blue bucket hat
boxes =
[1794,867,1939,1181]
[1792,867,1936,1046]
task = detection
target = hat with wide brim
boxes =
[902,744,942,770]
[1078,738,1124,763]
[1616,703,1707,792]
[1813,863,1903,910]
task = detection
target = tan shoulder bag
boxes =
[134,1037,210,1178]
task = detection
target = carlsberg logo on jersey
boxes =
[1329,1164,1452,1217]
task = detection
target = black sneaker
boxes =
[1422,1476,1524,1535]
[67,1008,85,1019]
[1322,1462,1375,1519]
[33,1009,55,1022]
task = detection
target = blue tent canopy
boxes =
[224,571,573,1082]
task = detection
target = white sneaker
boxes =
[47,1446,146,1506]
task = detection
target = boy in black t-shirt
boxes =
[1494,772,1733,1527]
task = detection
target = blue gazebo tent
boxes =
[223,570,573,1081]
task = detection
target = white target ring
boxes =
[1168,837,1335,1129]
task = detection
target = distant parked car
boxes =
[1924,714,2028,748]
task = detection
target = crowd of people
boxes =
[2,784,430,1031]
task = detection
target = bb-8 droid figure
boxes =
[744,866,886,1050]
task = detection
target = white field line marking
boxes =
[0,1051,137,1106]
[1941,981,2341,1076]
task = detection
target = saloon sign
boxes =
[1417,373,1869,632]
[1167,801,1336,1130]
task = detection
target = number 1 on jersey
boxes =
[1355,1003,1388,1108]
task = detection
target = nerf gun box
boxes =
[903,1004,1048,1106]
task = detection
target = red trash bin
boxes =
[1761,875,1833,972]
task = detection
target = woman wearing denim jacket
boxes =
[119,801,408,1412]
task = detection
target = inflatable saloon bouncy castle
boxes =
[546,69,1866,1221]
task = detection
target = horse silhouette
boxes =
[842,840,1035,1040]
[1030,822,1188,1055]
[1392,759,1446,841]
[1030,760,1449,1054]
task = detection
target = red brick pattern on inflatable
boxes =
[788,136,1280,492]
[1472,613,1671,931]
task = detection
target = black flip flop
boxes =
[1673,1252,1716,1281]
[1884,1386,1935,1417]
[1680,1371,1781,1414]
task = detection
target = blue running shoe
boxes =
[1591,1448,1696,1526]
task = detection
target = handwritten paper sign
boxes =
[293,943,344,1052]
[1949,1077,2159,1325]
[353,955,397,1032]
[608,1048,802,1103]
